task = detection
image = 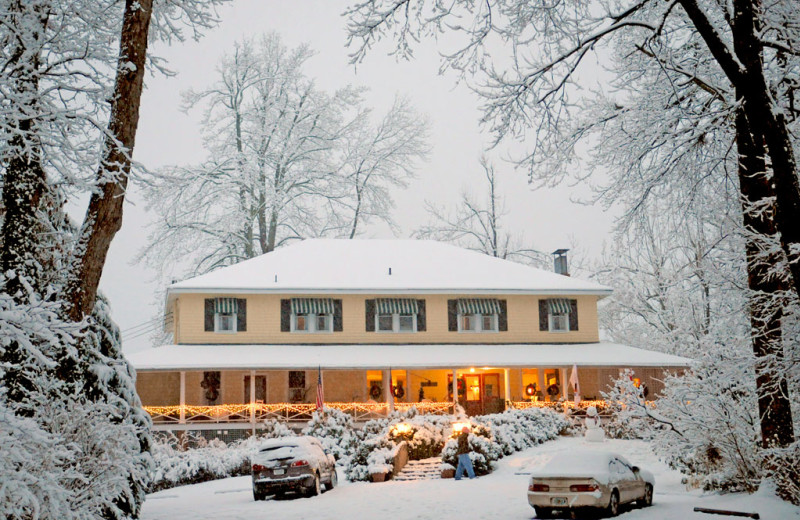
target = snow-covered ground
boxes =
[142,437,800,520]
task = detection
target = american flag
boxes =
[316,366,324,411]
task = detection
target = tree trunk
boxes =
[64,0,153,321]
[731,0,800,305]
[735,108,795,448]
[1,1,50,300]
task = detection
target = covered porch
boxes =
[128,342,691,430]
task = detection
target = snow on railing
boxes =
[143,401,454,424]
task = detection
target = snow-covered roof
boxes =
[127,342,691,371]
[167,239,612,296]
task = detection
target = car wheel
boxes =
[305,474,321,497]
[533,506,552,519]
[638,484,653,507]
[606,490,620,517]
[325,469,338,491]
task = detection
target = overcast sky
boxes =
[103,1,616,353]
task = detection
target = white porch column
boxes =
[560,367,569,400]
[179,371,186,424]
[503,368,511,405]
[249,370,256,435]
[384,369,394,412]
[452,369,458,408]
[536,368,545,400]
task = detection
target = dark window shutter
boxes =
[416,299,426,331]
[569,299,579,331]
[280,299,291,332]
[538,300,549,331]
[204,298,214,331]
[236,298,247,332]
[498,300,508,331]
[333,299,343,332]
[447,299,458,331]
[365,299,375,332]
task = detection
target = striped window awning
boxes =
[291,298,334,315]
[214,297,238,314]
[375,298,419,315]
[457,298,502,315]
[548,298,572,315]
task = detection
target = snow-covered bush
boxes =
[302,407,362,464]
[387,413,453,460]
[260,418,296,439]
[441,422,501,476]
[148,428,297,492]
[476,408,569,455]
[345,436,397,481]
[601,370,651,440]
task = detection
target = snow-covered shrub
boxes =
[345,436,397,481]
[302,407,362,464]
[601,370,650,440]
[148,433,251,492]
[388,413,452,460]
[260,418,296,439]
[441,422,501,476]
[148,430,302,492]
[476,408,569,455]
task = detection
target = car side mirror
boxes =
[631,466,640,474]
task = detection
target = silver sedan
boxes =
[527,451,654,518]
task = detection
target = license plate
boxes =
[273,469,285,476]
[551,497,567,506]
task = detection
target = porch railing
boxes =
[143,401,455,425]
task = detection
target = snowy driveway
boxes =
[142,437,799,520]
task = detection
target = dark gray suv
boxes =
[251,436,337,500]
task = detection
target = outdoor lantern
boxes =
[452,421,471,433]
[392,423,412,436]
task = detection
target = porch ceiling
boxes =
[126,342,692,372]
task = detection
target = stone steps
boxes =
[393,457,441,481]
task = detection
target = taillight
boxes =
[252,464,266,472]
[529,483,549,492]
[570,483,600,492]
[290,460,309,467]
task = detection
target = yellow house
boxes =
[129,239,691,433]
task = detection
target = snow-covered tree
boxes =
[0,0,225,517]
[415,157,548,267]
[345,0,797,455]
[141,33,428,278]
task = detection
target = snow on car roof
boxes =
[167,239,612,296]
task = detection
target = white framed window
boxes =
[292,312,332,333]
[458,312,498,333]
[549,313,569,332]
[376,313,417,333]
[215,312,237,333]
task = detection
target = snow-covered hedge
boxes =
[476,408,570,455]
[148,420,295,492]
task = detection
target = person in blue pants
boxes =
[454,426,476,480]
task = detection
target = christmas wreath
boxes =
[393,384,405,399]
[369,382,382,399]
[547,383,560,397]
